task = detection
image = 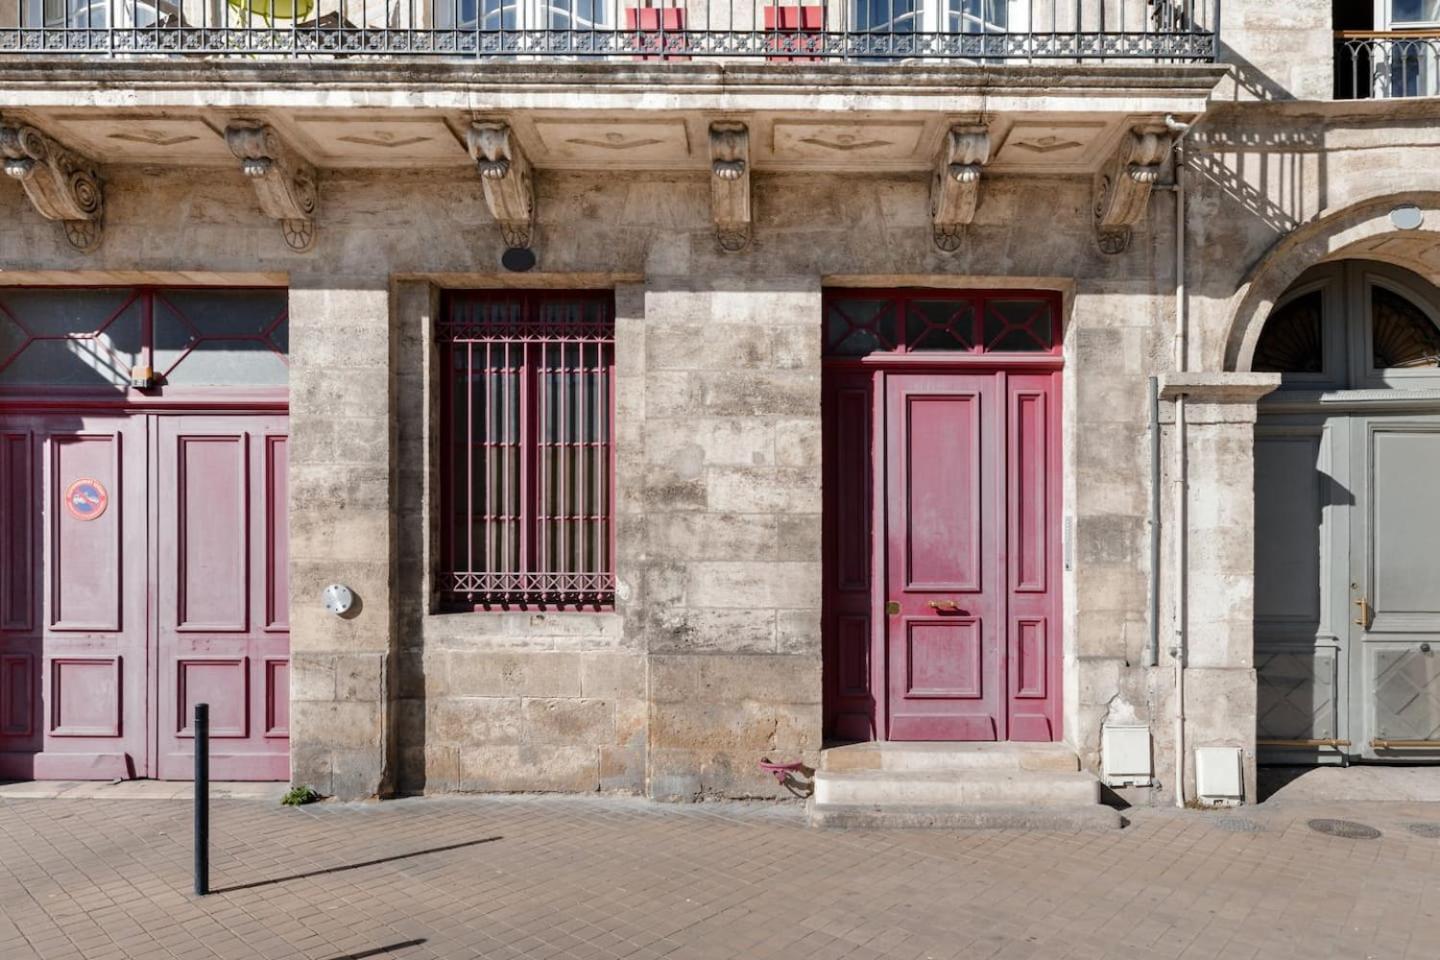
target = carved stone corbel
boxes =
[710,122,751,253]
[467,121,534,249]
[929,124,991,253]
[0,121,104,253]
[1093,123,1174,255]
[225,121,318,253]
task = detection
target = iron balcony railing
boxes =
[0,0,1217,61]
[1336,31,1440,99]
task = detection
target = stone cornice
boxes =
[0,61,1228,113]
[1159,373,1282,404]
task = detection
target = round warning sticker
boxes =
[65,478,108,521]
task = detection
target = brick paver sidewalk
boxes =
[2,793,1439,960]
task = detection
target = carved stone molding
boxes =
[0,121,104,253]
[710,122,751,253]
[1093,123,1174,255]
[225,121,318,253]
[468,121,535,249]
[929,124,991,253]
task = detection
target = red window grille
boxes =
[439,291,615,610]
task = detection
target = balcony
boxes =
[0,0,1216,62]
[1336,31,1440,99]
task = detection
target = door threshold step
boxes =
[821,741,1080,773]
[814,768,1100,806]
[809,801,1124,831]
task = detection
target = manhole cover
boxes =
[1213,816,1264,833]
[1406,822,1440,839]
[1307,818,1382,840]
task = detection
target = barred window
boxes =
[439,292,615,610]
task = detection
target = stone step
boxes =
[812,768,1101,807]
[808,801,1124,832]
[820,741,1081,774]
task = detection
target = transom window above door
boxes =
[824,290,1060,358]
[0,287,288,391]
[1252,260,1440,389]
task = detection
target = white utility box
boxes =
[1101,722,1152,787]
[1195,746,1244,805]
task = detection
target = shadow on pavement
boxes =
[321,940,427,960]
[211,838,502,894]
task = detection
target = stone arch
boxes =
[1221,192,1440,372]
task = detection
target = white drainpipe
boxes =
[1164,114,1195,808]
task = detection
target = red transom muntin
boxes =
[438,291,616,610]
[823,289,1061,358]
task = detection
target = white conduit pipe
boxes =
[1164,113,1194,808]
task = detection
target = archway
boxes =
[1221,193,1440,376]
[1250,259,1440,764]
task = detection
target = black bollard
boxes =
[194,702,209,896]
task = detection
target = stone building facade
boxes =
[1,0,1438,809]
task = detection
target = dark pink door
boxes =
[881,370,1061,741]
[885,373,1002,739]
[0,414,150,779]
[155,416,289,780]
[0,411,288,781]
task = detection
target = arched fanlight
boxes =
[1371,285,1440,369]
[1253,289,1325,374]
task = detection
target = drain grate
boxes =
[1213,816,1265,833]
[1406,823,1440,839]
[1307,818,1382,840]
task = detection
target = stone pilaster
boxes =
[287,277,397,800]
[639,277,824,800]
[1159,373,1280,805]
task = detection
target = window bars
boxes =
[439,291,615,609]
[1,0,1218,62]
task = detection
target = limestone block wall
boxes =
[7,112,1429,802]
[638,278,823,800]
[288,279,398,799]
[1217,0,1333,102]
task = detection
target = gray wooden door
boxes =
[1350,415,1440,759]
[1256,412,1440,762]
[1255,414,1351,761]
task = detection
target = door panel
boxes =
[1005,372,1061,740]
[156,416,289,780]
[1355,419,1440,757]
[1253,421,1349,755]
[885,373,1002,740]
[823,371,877,740]
[0,414,148,779]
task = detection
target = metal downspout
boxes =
[1164,114,1195,808]
[1147,375,1159,669]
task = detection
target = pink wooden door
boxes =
[885,372,1003,740]
[882,369,1062,741]
[0,414,150,779]
[154,415,289,780]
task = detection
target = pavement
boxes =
[2,779,1440,960]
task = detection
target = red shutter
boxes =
[764,4,824,62]
[625,6,690,62]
